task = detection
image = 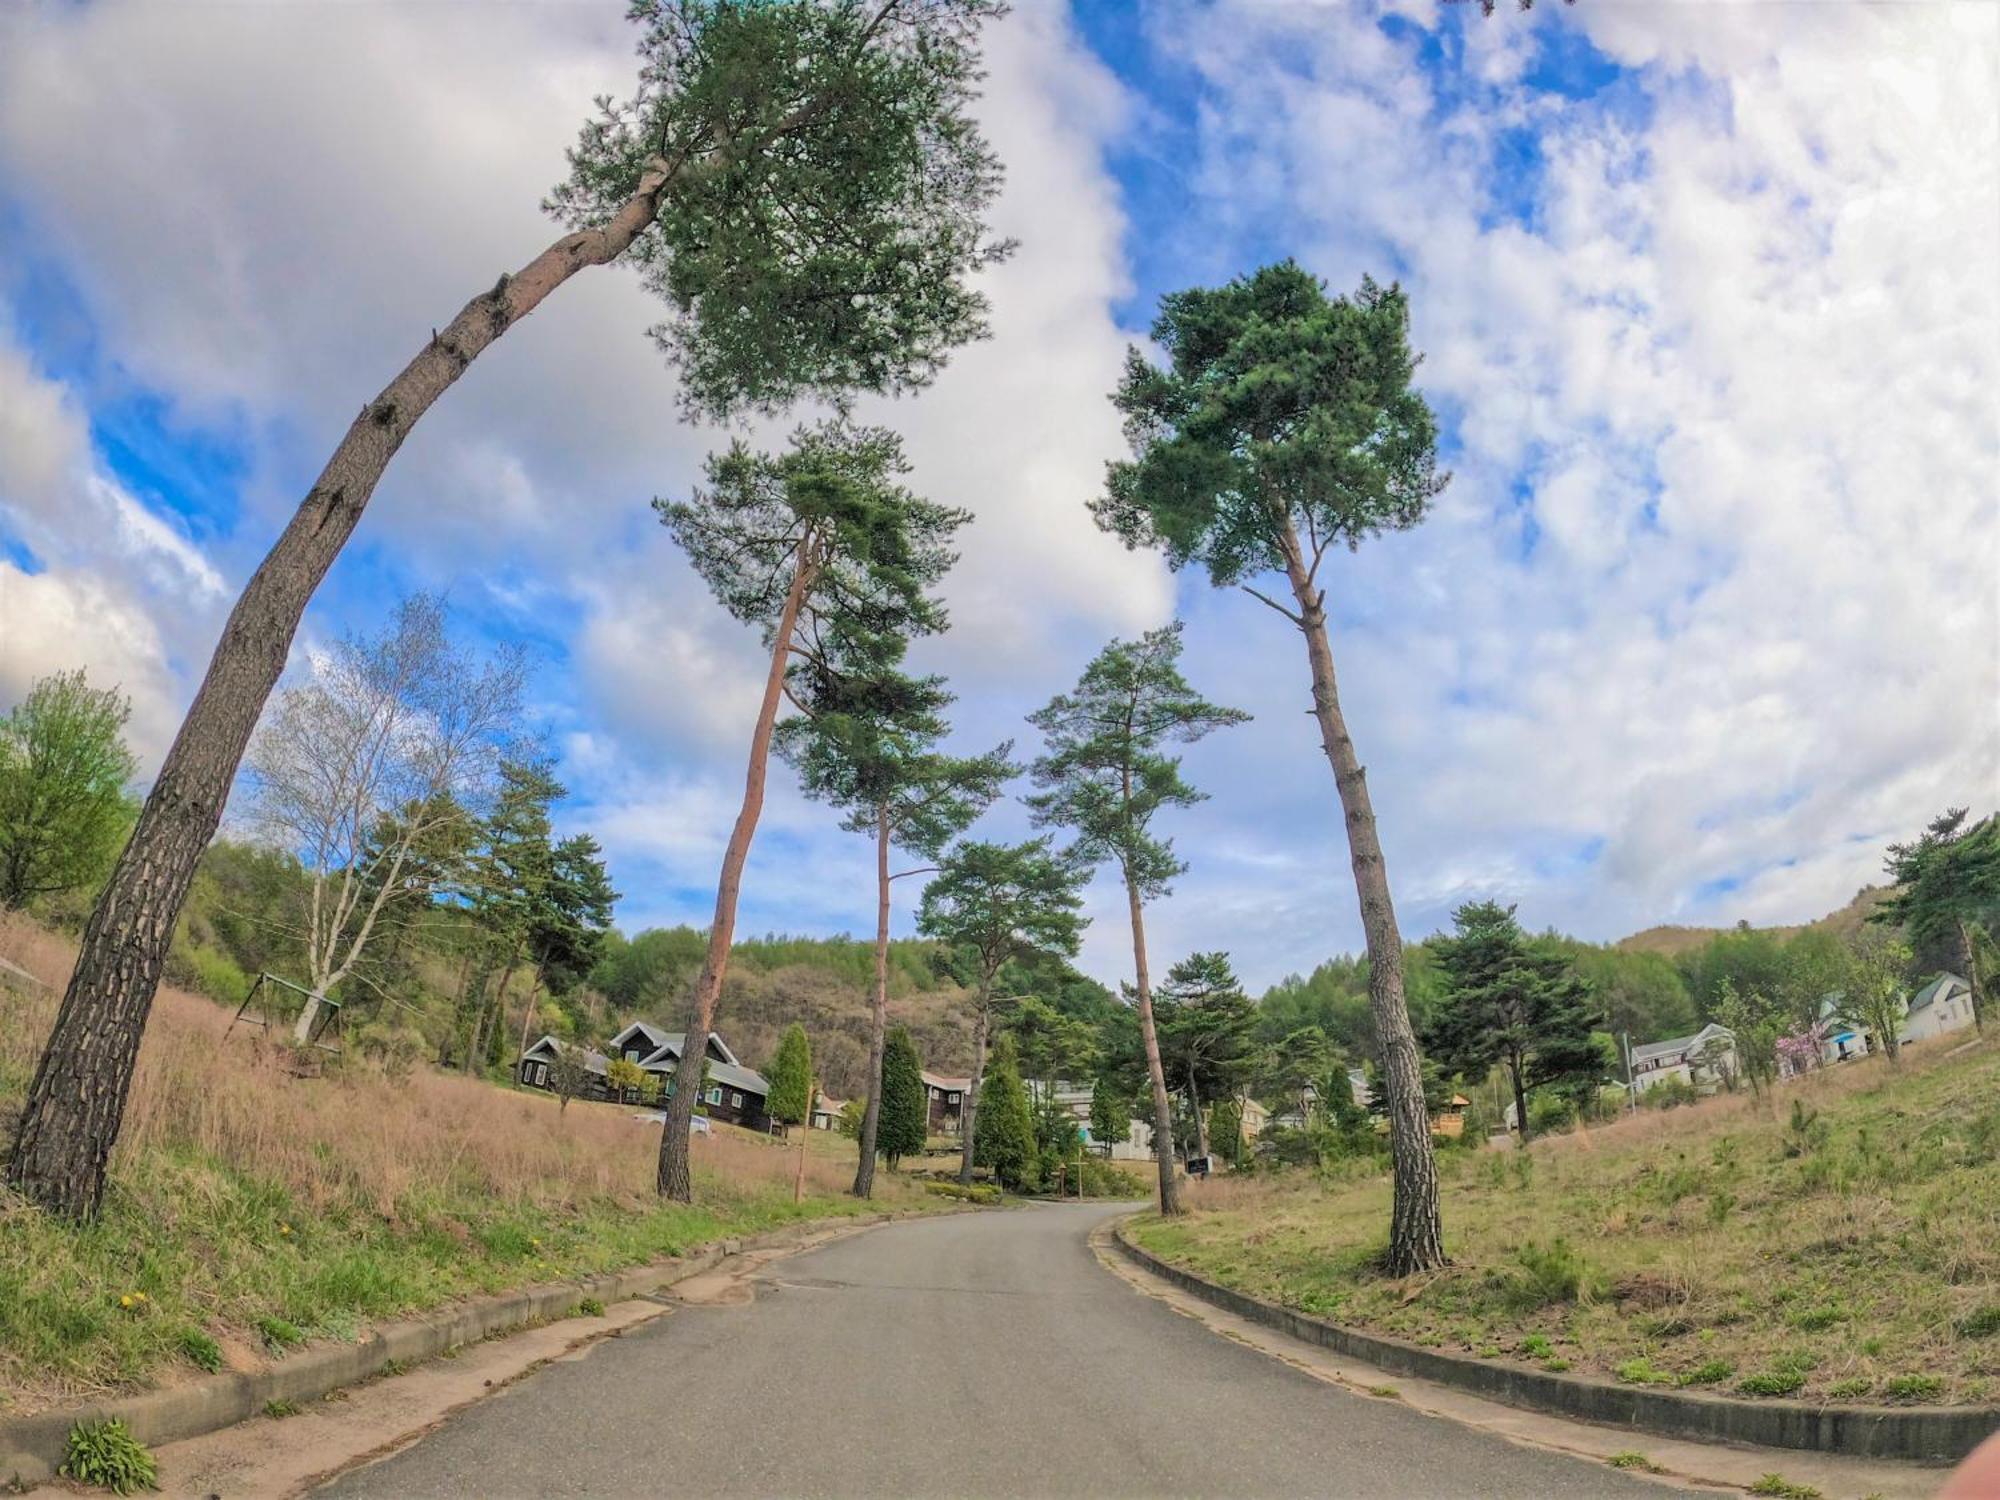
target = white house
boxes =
[1629,1022,1738,1094]
[1900,973,1976,1047]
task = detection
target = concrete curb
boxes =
[0,1209,914,1487]
[1112,1223,1999,1466]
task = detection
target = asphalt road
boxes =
[321,1202,1685,1499]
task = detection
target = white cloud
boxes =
[1,1,1991,992]
[0,332,222,761]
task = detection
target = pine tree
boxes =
[778,656,1012,1199]
[766,1023,814,1133]
[1424,901,1601,1143]
[917,839,1087,1185]
[1875,808,1997,1031]
[1027,624,1247,1216]
[653,422,967,1204]
[1094,263,1449,1272]
[974,1034,1037,1191]
[877,1027,928,1170]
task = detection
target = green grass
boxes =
[1749,1475,1824,1500]
[1607,1452,1666,1473]
[0,1146,913,1410]
[1127,1038,2000,1406]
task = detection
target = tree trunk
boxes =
[655,546,815,1202]
[513,960,549,1083]
[1510,1057,1531,1144]
[1959,918,1985,1032]
[1276,519,1443,1274]
[1189,1063,1209,1161]
[5,171,681,1221]
[1125,871,1180,1217]
[958,976,991,1186]
[853,803,893,1199]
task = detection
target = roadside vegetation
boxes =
[1128,1034,2000,1406]
[0,915,931,1412]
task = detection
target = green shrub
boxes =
[177,1328,223,1374]
[1510,1238,1602,1307]
[61,1419,158,1495]
[1955,1305,2000,1340]
[1737,1369,1808,1397]
[922,1179,1000,1203]
[255,1314,303,1351]
[1825,1377,1871,1399]
[576,1297,605,1317]
[1615,1357,1673,1386]
[1881,1373,1944,1402]
[1678,1359,1734,1386]
[1517,1333,1555,1359]
[181,942,252,1006]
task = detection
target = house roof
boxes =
[520,1035,609,1076]
[705,1060,770,1097]
[607,1022,741,1067]
[1909,972,1969,1012]
[1631,1022,1734,1064]
[921,1071,971,1092]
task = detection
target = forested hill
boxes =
[1256,883,1920,1062]
[1614,884,1892,959]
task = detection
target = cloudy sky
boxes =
[0,0,1993,991]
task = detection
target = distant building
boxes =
[517,1021,771,1131]
[809,1095,848,1132]
[1901,972,1975,1047]
[1629,1023,1738,1094]
[921,1070,970,1135]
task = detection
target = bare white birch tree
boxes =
[244,594,525,1040]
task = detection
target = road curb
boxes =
[1111,1222,1998,1465]
[0,1208,917,1488]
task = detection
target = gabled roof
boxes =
[519,1035,608,1075]
[921,1070,971,1092]
[609,1022,742,1069]
[705,1060,771,1097]
[1631,1022,1734,1064]
[1909,972,1970,1012]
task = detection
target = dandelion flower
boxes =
[119,1295,134,1309]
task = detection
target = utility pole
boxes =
[1620,1033,1638,1116]
[794,1078,815,1205]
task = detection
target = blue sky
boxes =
[0,1,1993,991]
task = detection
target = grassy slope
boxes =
[1130,1036,2000,1406]
[0,916,936,1413]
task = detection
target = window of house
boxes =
[731,1091,743,1107]
[706,1086,722,1105]
[948,1092,959,1103]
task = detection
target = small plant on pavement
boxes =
[1608,1453,1665,1473]
[61,1419,157,1495]
[1748,1476,1823,1500]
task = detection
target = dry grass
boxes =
[1131,1034,2000,1407]
[0,913,930,1409]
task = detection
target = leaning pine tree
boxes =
[8,0,1012,1220]
[1093,262,1452,1273]
[1026,624,1247,1216]
[655,423,971,1202]
[778,663,1012,1198]
[917,839,1087,1185]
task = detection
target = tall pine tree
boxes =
[1093,263,1451,1272]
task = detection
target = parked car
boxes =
[631,1112,711,1135]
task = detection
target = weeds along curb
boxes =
[0,1209,919,1488]
[1112,1222,1999,1466]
